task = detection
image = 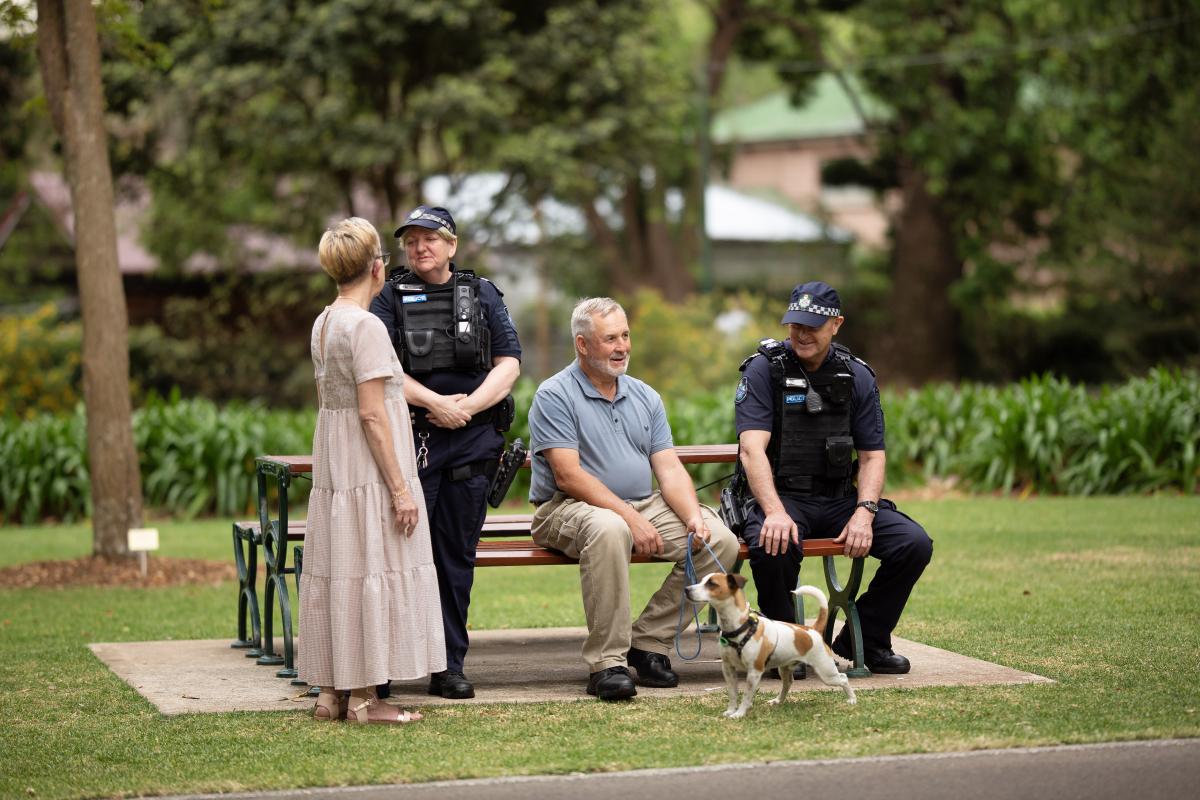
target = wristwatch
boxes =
[855,500,879,515]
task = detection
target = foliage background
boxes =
[2,369,1194,525]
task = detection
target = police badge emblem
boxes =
[734,376,749,404]
[798,293,813,308]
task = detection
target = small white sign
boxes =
[127,528,160,552]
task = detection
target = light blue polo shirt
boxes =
[528,361,674,504]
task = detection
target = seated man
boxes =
[528,297,740,701]
[733,281,933,674]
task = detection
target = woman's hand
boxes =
[425,393,471,429]
[391,486,418,537]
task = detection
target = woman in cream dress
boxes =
[298,217,446,724]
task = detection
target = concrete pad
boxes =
[89,626,1053,716]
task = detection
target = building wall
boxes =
[725,135,893,249]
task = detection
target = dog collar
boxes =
[720,611,759,656]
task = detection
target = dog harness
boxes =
[720,611,760,657]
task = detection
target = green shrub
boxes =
[0,396,315,524]
[1,371,1195,523]
[0,304,82,419]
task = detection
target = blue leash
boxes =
[673,531,729,661]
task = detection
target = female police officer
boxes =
[370,205,522,698]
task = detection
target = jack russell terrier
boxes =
[686,572,856,718]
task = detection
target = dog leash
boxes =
[673,531,728,661]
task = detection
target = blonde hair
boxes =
[571,297,625,340]
[400,226,457,247]
[318,217,379,285]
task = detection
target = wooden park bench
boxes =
[231,445,871,684]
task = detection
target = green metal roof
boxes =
[712,74,887,144]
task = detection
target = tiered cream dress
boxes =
[297,304,446,690]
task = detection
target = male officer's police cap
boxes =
[781,281,842,327]
[394,205,456,238]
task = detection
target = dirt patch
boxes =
[0,556,236,589]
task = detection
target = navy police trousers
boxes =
[740,494,933,653]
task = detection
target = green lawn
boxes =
[1,496,1198,799]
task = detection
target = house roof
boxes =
[26,171,319,275]
[702,185,851,243]
[426,173,851,246]
[711,74,887,144]
[21,167,850,279]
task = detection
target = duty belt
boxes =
[445,458,498,483]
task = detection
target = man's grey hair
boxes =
[571,297,625,340]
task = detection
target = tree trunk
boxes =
[875,157,961,386]
[37,0,144,557]
[582,202,632,295]
[644,173,692,301]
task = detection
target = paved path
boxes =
[170,739,1198,800]
[90,626,1051,714]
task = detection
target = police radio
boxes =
[487,438,528,508]
[719,463,750,534]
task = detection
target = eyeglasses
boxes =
[376,250,390,267]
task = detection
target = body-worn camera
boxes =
[487,437,527,508]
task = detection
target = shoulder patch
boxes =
[734,376,749,404]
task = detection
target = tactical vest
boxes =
[386,268,491,375]
[740,339,861,497]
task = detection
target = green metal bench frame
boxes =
[245,450,871,683]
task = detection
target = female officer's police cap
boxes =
[781,281,842,327]
[394,205,456,238]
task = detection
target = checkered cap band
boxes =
[788,301,839,317]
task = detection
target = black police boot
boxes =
[831,637,911,675]
[626,647,679,688]
[863,648,910,674]
[586,666,637,701]
[428,670,476,699]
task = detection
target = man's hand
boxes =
[425,393,471,428]
[628,513,664,557]
[685,514,711,552]
[834,508,875,558]
[759,509,799,556]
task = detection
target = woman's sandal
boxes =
[313,690,348,721]
[346,695,423,725]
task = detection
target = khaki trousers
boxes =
[531,491,740,672]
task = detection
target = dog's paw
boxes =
[722,709,738,718]
[766,697,782,706]
[726,709,747,719]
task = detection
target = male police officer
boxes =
[370,205,521,698]
[732,281,932,674]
